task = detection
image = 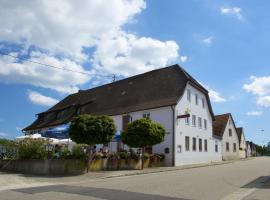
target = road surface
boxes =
[0,157,269,200]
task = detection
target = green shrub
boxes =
[72,144,87,159]
[59,146,71,159]
[18,138,49,160]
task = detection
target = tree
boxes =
[121,118,165,168]
[69,114,116,171]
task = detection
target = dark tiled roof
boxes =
[23,64,214,131]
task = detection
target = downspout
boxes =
[171,105,175,166]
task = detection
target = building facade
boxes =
[236,127,247,158]
[23,65,223,166]
[213,114,240,161]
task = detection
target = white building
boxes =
[213,114,240,161]
[23,64,222,166]
[236,127,247,158]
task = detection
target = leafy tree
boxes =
[69,114,116,171]
[121,118,165,168]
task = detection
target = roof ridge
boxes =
[82,64,180,93]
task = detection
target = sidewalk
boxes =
[0,158,254,191]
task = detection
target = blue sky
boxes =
[0,0,269,145]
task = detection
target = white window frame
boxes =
[185,116,190,125]
[198,117,202,129]
[187,89,191,102]
[192,115,196,127]
[202,98,205,108]
[195,94,199,105]
[204,119,207,130]
[143,113,150,119]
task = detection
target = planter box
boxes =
[89,159,103,171]
[0,159,86,176]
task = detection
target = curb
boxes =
[99,157,255,179]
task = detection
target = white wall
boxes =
[174,83,222,166]
[222,116,240,160]
[111,106,174,166]
[239,132,247,158]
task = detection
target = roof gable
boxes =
[213,113,238,139]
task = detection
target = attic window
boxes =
[143,113,150,119]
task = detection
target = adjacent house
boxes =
[246,141,252,157]
[23,64,222,166]
[213,113,240,160]
[236,127,247,158]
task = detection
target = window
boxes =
[229,129,232,137]
[185,136,190,151]
[233,143,237,152]
[192,137,196,151]
[199,139,202,152]
[187,89,191,102]
[226,142,230,152]
[198,117,202,129]
[185,116,190,125]
[177,145,182,153]
[204,119,207,130]
[195,94,199,105]
[229,119,232,125]
[192,115,196,127]
[204,139,208,152]
[202,98,205,108]
[215,142,218,152]
[143,113,150,119]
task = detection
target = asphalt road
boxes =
[0,157,270,200]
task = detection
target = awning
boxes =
[41,124,70,139]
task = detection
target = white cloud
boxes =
[257,96,270,107]
[247,111,262,116]
[202,36,213,45]
[180,56,188,63]
[198,81,226,103]
[220,7,243,20]
[208,89,227,103]
[0,132,7,137]
[244,76,270,96]
[0,52,91,94]
[92,32,179,76]
[0,0,181,93]
[244,76,270,107]
[28,91,59,106]
[238,120,246,125]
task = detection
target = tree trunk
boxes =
[86,145,94,173]
[141,147,145,170]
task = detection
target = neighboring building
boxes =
[213,113,240,161]
[236,127,247,158]
[249,141,257,157]
[23,64,221,166]
[246,141,252,157]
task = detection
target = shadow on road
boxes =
[13,185,192,200]
[241,176,270,189]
